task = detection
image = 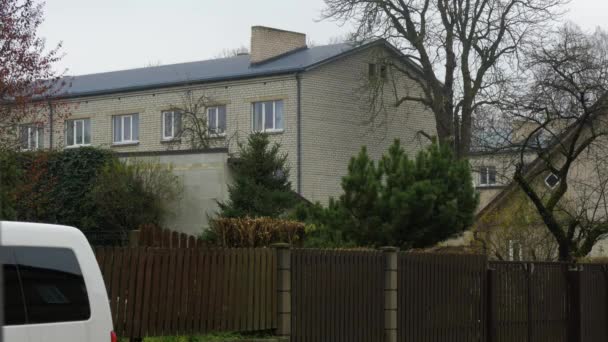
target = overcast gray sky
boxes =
[38,0,608,75]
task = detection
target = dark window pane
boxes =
[84,119,91,144]
[164,112,173,138]
[480,167,488,185]
[275,101,283,130]
[37,127,44,149]
[208,108,217,132]
[368,63,376,78]
[546,173,560,188]
[175,112,182,136]
[13,247,91,324]
[113,116,121,142]
[380,64,387,78]
[74,120,83,145]
[132,114,139,141]
[20,126,29,149]
[264,102,274,130]
[66,121,74,146]
[253,103,263,132]
[218,106,226,133]
[488,167,496,184]
[2,250,27,326]
[123,116,131,141]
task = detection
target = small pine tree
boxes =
[218,133,296,218]
[301,140,479,249]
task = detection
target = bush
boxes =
[0,147,181,234]
[298,140,478,249]
[205,217,305,247]
[90,159,182,233]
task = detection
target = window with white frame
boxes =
[508,240,523,261]
[19,124,43,151]
[252,100,284,132]
[65,119,91,147]
[112,113,139,144]
[207,106,227,135]
[162,111,182,140]
[479,166,497,186]
[545,173,560,189]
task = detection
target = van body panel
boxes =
[1,221,113,342]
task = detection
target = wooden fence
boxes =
[290,249,385,342]
[95,247,276,338]
[488,262,571,342]
[398,253,487,342]
[580,264,608,341]
[94,238,608,341]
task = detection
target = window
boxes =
[65,119,91,147]
[545,173,560,189]
[113,113,139,144]
[508,240,523,261]
[368,63,377,78]
[19,124,43,150]
[162,111,182,140]
[252,100,284,132]
[479,166,497,186]
[2,247,91,325]
[368,63,388,80]
[380,64,388,79]
[207,106,227,135]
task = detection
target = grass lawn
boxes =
[121,332,277,342]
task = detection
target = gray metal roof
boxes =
[58,42,362,98]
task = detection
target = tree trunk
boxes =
[558,243,573,262]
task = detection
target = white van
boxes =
[1,221,115,342]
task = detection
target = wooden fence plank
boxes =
[140,248,155,337]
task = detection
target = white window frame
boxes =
[252,100,284,133]
[207,106,227,136]
[479,166,497,187]
[508,240,523,261]
[20,124,42,151]
[113,113,139,144]
[65,118,91,148]
[162,111,181,141]
[545,173,560,189]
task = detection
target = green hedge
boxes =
[0,147,180,233]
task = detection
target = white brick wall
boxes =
[300,46,437,203]
[54,75,300,187]
[48,45,436,207]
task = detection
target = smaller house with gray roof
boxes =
[22,26,436,234]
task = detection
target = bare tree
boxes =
[493,25,608,261]
[322,0,566,158]
[214,46,249,59]
[168,90,214,150]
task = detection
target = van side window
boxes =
[2,250,27,325]
[3,247,91,325]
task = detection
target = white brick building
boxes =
[25,26,436,234]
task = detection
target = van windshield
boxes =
[2,246,91,325]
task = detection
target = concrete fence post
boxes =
[273,243,292,341]
[381,247,398,342]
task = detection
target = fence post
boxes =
[273,243,291,341]
[380,247,398,342]
[568,265,582,342]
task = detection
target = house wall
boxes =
[469,152,537,212]
[118,150,231,235]
[299,46,437,203]
[54,75,300,187]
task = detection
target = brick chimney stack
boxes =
[250,26,307,65]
